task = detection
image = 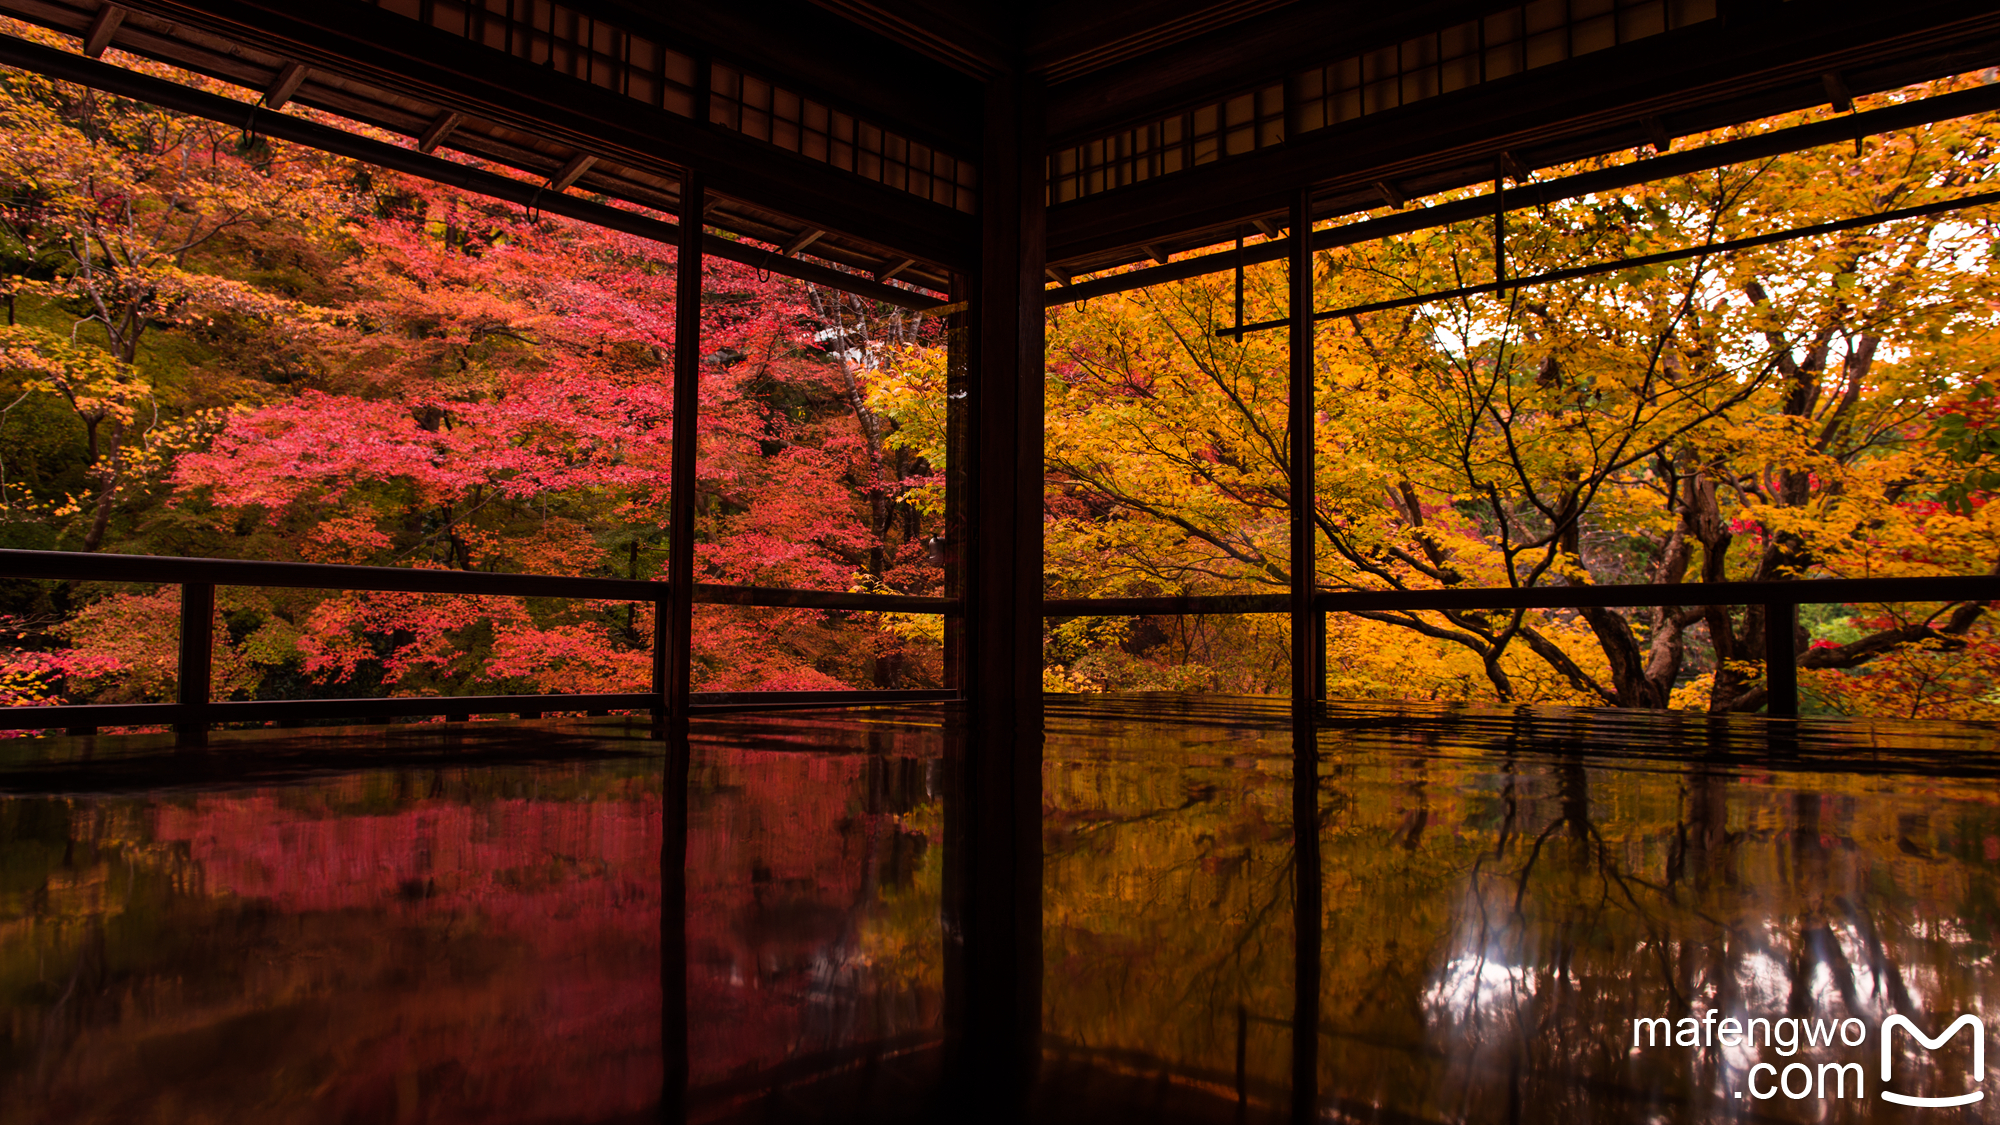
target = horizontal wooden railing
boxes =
[4,548,1993,734]
[0,549,956,736]
[1045,573,2000,719]
[0,549,956,612]
[1046,574,2000,617]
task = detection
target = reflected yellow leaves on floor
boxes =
[3,701,1999,1124]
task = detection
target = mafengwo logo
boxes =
[1630,1009,1986,1105]
[1881,1015,1983,1108]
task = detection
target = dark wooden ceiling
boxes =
[0,0,1996,305]
[1044,0,2000,272]
[808,0,1314,82]
[610,0,2000,279]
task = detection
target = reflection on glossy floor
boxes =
[0,721,669,1125]
[2,697,1998,1123]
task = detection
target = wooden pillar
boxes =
[666,170,704,731]
[175,581,214,747]
[661,168,703,1121]
[651,592,668,719]
[1313,611,1328,702]
[943,275,970,691]
[1288,189,1317,711]
[1764,601,1798,718]
[968,79,1046,721]
[944,68,1044,1123]
[1286,188,1322,1124]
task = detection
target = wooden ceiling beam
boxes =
[0,30,941,309]
[1044,0,1496,140]
[416,110,460,155]
[1026,0,1300,86]
[800,0,1006,79]
[104,0,978,270]
[1045,75,2000,303]
[593,0,982,153]
[551,152,597,191]
[873,256,915,282]
[1047,2,2000,265]
[780,227,826,256]
[81,3,122,58]
[263,58,305,109]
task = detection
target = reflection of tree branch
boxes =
[1837,895,1916,1018]
[1168,840,1296,1019]
[1510,818,1566,916]
[1042,783,1226,858]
